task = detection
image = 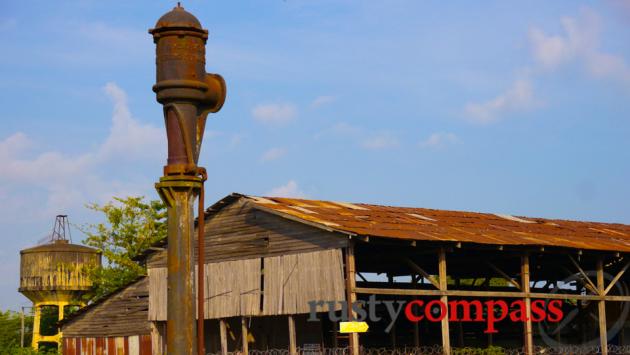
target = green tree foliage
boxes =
[0,309,56,354]
[0,310,32,353]
[81,196,166,300]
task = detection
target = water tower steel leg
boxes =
[156,176,201,355]
[32,304,41,349]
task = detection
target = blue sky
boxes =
[1,0,630,310]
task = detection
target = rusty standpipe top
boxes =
[149,3,226,176]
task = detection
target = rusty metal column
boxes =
[150,4,226,355]
[157,176,201,354]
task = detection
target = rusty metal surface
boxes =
[241,195,630,252]
[150,4,226,355]
[155,176,201,355]
[62,335,152,355]
[149,3,225,176]
[20,241,99,254]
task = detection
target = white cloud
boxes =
[0,132,92,184]
[0,82,163,217]
[259,147,287,163]
[99,82,164,160]
[464,79,538,124]
[464,8,630,124]
[361,133,400,150]
[529,28,574,69]
[529,9,630,82]
[420,133,459,148]
[252,103,297,125]
[266,180,306,198]
[310,95,336,108]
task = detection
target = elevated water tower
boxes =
[19,215,101,350]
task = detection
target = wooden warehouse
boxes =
[65,193,630,355]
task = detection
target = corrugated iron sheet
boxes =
[63,335,152,355]
[243,195,630,252]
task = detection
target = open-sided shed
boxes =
[144,193,630,355]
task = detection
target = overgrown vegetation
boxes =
[0,309,58,354]
[80,196,166,301]
[0,309,31,352]
[453,346,506,355]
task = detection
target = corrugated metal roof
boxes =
[242,195,630,252]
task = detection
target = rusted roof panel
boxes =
[242,195,630,252]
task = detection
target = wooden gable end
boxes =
[146,198,348,268]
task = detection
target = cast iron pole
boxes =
[150,4,226,354]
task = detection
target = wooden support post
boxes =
[597,259,608,355]
[345,242,360,355]
[438,248,451,355]
[521,254,533,355]
[288,315,297,355]
[219,319,228,355]
[241,317,249,355]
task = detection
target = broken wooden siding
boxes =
[146,200,348,268]
[148,249,345,321]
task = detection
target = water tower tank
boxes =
[18,215,101,350]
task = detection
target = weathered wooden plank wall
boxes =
[205,258,261,318]
[149,249,345,321]
[63,335,151,355]
[147,268,167,321]
[263,248,345,315]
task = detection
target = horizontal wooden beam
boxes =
[353,287,630,302]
